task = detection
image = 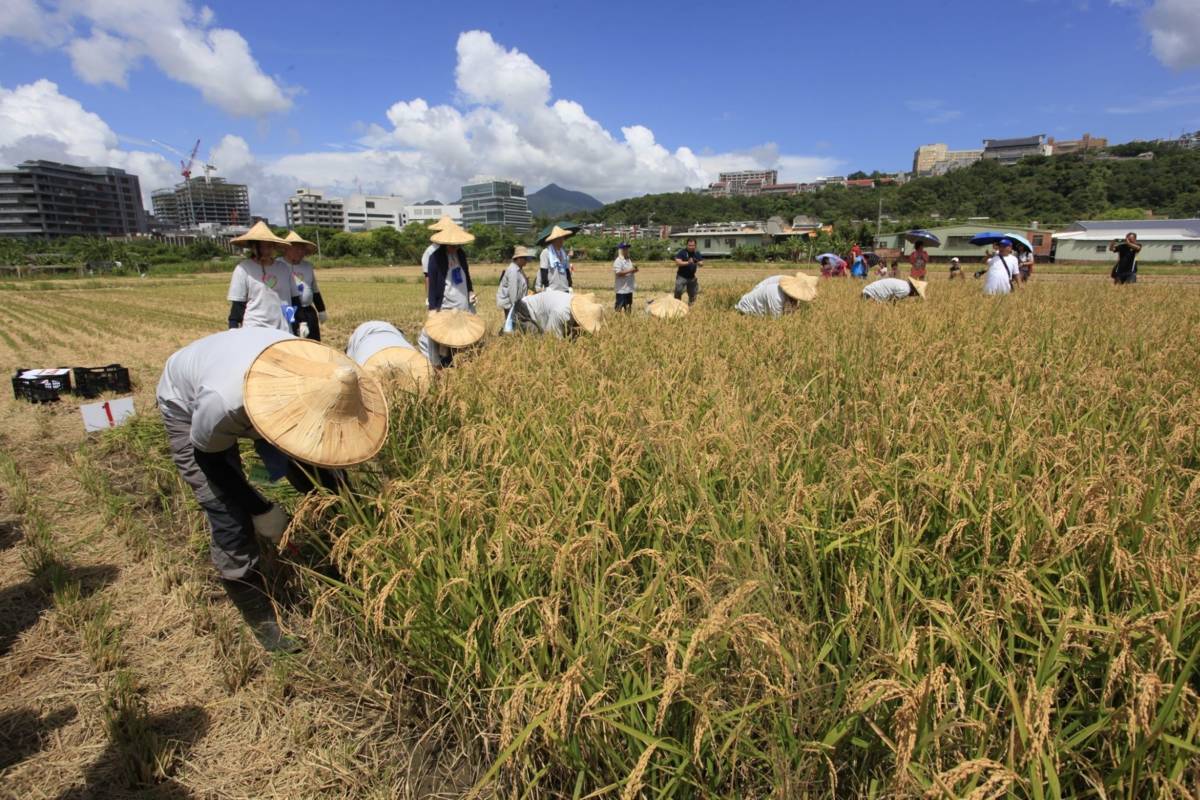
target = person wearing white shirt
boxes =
[613,242,637,311]
[226,222,294,332]
[346,320,416,365]
[735,274,819,317]
[511,291,604,337]
[280,231,328,340]
[983,240,1020,295]
[861,277,927,302]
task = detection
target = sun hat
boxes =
[230,221,288,247]
[431,224,476,246]
[243,339,389,469]
[569,293,604,333]
[617,242,631,249]
[646,295,689,319]
[909,279,928,299]
[428,215,456,232]
[546,225,574,242]
[512,245,537,260]
[424,309,486,348]
[998,238,1013,247]
[950,257,960,262]
[779,273,819,303]
[362,346,434,395]
[283,230,318,254]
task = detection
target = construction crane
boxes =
[151,138,203,180]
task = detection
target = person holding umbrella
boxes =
[227,222,295,332]
[538,226,574,292]
[157,330,387,650]
[497,246,533,332]
[280,231,327,340]
[816,253,845,278]
[983,239,1020,295]
[613,242,638,311]
[735,273,819,316]
[673,238,704,304]
[426,224,477,312]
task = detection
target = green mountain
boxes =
[527,183,604,217]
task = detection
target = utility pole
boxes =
[876,192,883,240]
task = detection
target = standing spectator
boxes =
[227,222,294,332]
[983,239,1020,295]
[496,246,533,332]
[908,241,931,280]
[613,242,637,311]
[850,251,868,278]
[1018,249,1035,283]
[422,215,455,296]
[281,231,327,341]
[949,257,964,280]
[426,225,477,312]
[1109,232,1141,285]
[537,227,574,292]
[673,238,704,305]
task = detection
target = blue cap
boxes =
[617,242,630,249]
[998,238,1013,247]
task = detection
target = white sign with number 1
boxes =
[81,398,135,432]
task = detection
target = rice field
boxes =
[3,264,1200,797]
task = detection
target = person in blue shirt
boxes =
[673,239,704,305]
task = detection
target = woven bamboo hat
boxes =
[431,224,475,246]
[569,293,604,334]
[512,246,536,260]
[243,340,388,468]
[546,225,574,242]
[231,221,288,247]
[909,278,928,299]
[362,347,434,395]
[646,295,689,319]
[283,230,318,254]
[780,273,819,303]
[428,215,455,232]
[425,309,486,348]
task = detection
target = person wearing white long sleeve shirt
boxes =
[735,274,818,316]
[983,240,1020,296]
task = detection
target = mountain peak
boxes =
[527,183,603,217]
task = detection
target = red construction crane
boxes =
[152,138,201,180]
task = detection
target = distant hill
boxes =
[527,183,603,217]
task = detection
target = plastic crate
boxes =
[72,364,132,399]
[12,368,72,404]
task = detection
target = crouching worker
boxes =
[735,273,819,317]
[347,321,434,395]
[157,328,388,651]
[511,290,605,337]
[418,309,486,368]
[862,276,927,302]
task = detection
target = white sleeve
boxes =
[613,259,622,273]
[227,266,248,302]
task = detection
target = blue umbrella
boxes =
[815,253,846,266]
[904,229,942,247]
[970,231,1033,253]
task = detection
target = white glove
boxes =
[252,505,290,544]
[298,322,310,338]
[468,291,478,306]
[318,311,328,322]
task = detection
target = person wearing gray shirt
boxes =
[613,242,637,311]
[497,246,533,331]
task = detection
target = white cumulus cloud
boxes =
[1144,0,1200,70]
[0,0,293,116]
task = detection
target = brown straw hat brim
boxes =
[430,225,475,246]
[425,310,486,348]
[569,294,605,333]
[779,273,819,303]
[283,230,318,253]
[362,346,434,395]
[646,295,689,319]
[243,339,389,469]
[231,221,288,246]
[909,279,928,299]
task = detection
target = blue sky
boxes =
[1,0,1198,215]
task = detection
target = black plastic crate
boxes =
[12,368,72,404]
[72,364,132,399]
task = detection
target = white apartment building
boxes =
[284,189,344,228]
[402,201,462,226]
[342,194,407,231]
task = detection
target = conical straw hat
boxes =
[430,224,475,246]
[780,273,819,302]
[569,294,604,334]
[546,225,574,242]
[424,310,486,348]
[230,221,287,246]
[283,230,318,253]
[512,245,537,260]
[428,215,455,232]
[243,339,389,469]
[362,346,434,395]
[646,295,689,319]
[909,278,928,299]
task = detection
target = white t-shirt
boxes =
[539,246,571,292]
[521,290,573,336]
[228,259,293,331]
[346,321,414,366]
[736,276,787,317]
[283,258,318,306]
[613,256,635,294]
[156,328,295,452]
[439,248,472,311]
[984,253,1019,295]
[421,243,438,276]
[862,278,914,302]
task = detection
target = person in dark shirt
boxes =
[673,238,704,305]
[1109,232,1141,285]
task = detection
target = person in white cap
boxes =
[537,226,574,292]
[862,276,927,302]
[511,291,604,337]
[949,257,964,280]
[497,246,533,332]
[280,231,328,340]
[613,242,637,311]
[227,222,295,332]
[426,224,477,312]
[157,330,387,650]
[983,239,1020,295]
[735,274,819,317]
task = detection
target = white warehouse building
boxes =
[1051,219,1200,263]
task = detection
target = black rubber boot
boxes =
[220,575,300,653]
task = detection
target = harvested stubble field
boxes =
[2,263,1200,799]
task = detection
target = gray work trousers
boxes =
[674,276,699,305]
[161,413,261,580]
